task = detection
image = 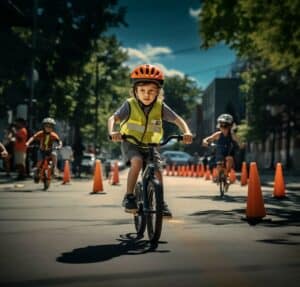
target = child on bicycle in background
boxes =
[202,113,244,182]
[26,118,62,180]
[108,64,193,217]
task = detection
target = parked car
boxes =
[108,158,126,170]
[80,153,96,174]
[161,150,193,167]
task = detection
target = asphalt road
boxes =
[0,171,299,287]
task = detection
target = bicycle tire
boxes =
[146,179,163,243]
[219,172,225,197]
[43,168,50,190]
[134,182,146,236]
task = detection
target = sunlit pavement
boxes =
[0,170,299,287]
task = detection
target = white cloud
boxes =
[126,47,149,63]
[155,63,185,78]
[125,44,172,63]
[123,44,189,79]
[189,7,201,19]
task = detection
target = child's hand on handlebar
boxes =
[182,133,193,144]
[110,131,123,142]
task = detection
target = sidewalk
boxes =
[1,169,300,190]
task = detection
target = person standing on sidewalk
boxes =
[0,142,8,158]
[13,118,28,180]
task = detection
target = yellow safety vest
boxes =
[120,97,163,144]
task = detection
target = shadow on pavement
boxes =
[178,194,246,203]
[56,233,170,264]
[189,205,300,228]
[256,238,300,246]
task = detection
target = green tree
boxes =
[0,0,126,111]
[199,0,300,74]
[163,75,202,150]
[199,0,300,168]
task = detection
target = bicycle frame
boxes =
[216,160,229,197]
[38,151,53,190]
[207,142,231,197]
[121,134,183,243]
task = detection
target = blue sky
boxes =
[110,0,236,89]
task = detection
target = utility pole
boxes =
[29,0,38,130]
[94,55,99,148]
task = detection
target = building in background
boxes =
[202,78,245,137]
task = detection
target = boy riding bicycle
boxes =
[202,114,244,183]
[108,64,193,217]
[26,118,62,180]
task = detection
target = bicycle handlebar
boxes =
[27,144,61,150]
[109,134,184,147]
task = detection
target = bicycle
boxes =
[207,143,230,197]
[31,145,59,191]
[121,134,184,244]
[216,160,230,197]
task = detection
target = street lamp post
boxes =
[28,0,38,130]
[94,55,99,149]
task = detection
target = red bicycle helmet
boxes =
[130,64,164,86]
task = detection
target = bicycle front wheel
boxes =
[219,172,225,197]
[43,168,51,190]
[134,182,146,237]
[146,179,163,243]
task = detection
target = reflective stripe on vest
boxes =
[120,98,163,144]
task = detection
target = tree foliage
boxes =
[199,0,300,74]
[0,0,128,147]
[163,75,202,136]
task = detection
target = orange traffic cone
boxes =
[229,168,236,183]
[240,161,248,186]
[212,167,218,182]
[179,165,184,177]
[182,165,186,177]
[246,162,266,221]
[186,165,190,177]
[111,161,120,185]
[91,160,104,194]
[190,165,194,177]
[205,165,211,180]
[273,162,286,198]
[166,165,170,176]
[171,164,176,176]
[199,164,204,177]
[62,160,71,184]
[195,164,200,177]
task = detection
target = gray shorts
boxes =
[14,151,26,165]
[37,150,57,161]
[121,141,162,170]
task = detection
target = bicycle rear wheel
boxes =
[134,182,146,237]
[146,179,163,243]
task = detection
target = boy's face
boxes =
[219,123,231,133]
[135,83,159,106]
[43,124,53,133]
